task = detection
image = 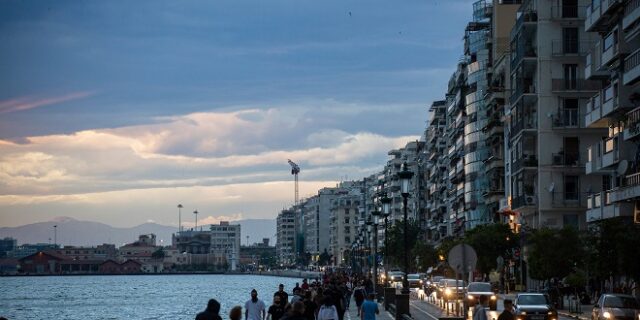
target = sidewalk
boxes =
[344,298,395,320]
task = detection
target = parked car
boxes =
[592,294,640,320]
[407,273,425,288]
[514,293,557,320]
[467,282,498,310]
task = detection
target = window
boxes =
[564,64,578,89]
[562,0,578,18]
[564,175,579,200]
[603,30,618,51]
[563,28,579,53]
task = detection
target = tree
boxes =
[584,218,640,284]
[151,247,165,259]
[527,227,583,282]
[318,249,332,266]
[384,219,422,269]
[412,240,437,272]
[463,223,519,274]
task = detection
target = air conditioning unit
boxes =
[525,195,537,205]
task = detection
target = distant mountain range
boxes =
[0,217,276,247]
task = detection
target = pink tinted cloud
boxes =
[0,91,95,114]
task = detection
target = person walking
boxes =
[196,299,222,320]
[302,291,317,320]
[268,295,286,320]
[353,283,365,317]
[281,301,306,320]
[230,306,243,320]
[274,284,289,307]
[360,293,379,320]
[317,296,339,320]
[498,299,515,320]
[245,289,266,320]
[472,295,489,320]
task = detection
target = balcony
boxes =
[586,135,624,174]
[584,93,608,128]
[551,79,601,92]
[512,193,537,209]
[512,155,538,173]
[624,107,640,140]
[510,117,537,138]
[551,152,582,167]
[585,46,610,80]
[551,5,586,20]
[623,0,640,30]
[601,41,625,67]
[510,78,536,105]
[623,48,640,86]
[550,191,586,208]
[610,172,640,202]
[585,0,623,32]
[586,191,634,222]
[551,40,592,57]
[552,109,581,128]
[512,10,538,40]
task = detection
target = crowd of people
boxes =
[195,273,380,320]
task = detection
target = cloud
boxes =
[0,91,95,114]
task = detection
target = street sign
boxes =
[447,243,478,274]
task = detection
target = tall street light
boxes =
[380,193,392,286]
[177,204,183,232]
[371,208,380,297]
[366,216,374,282]
[398,162,414,294]
[53,225,57,248]
[194,210,199,230]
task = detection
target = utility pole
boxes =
[53,225,57,248]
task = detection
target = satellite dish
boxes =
[617,160,630,175]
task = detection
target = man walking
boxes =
[246,289,266,320]
[472,295,489,320]
[360,293,379,320]
[274,284,289,306]
[498,299,515,320]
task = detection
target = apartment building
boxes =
[276,209,296,265]
[384,141,425,223]
[583,0,640,223]
[210,221,241,271]
[506,0,606,230]
[425,100,450,243]
[329,191,360,266]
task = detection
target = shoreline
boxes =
[0,270,322,278]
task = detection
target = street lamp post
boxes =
[398,162,414,295]
[371,209,380,299]
[53,225,57,248]
[193,210,199,230]
[381,193,392,286]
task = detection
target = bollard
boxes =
[395,292,410,320]
[385,287,396,311]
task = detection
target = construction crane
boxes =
[287,159,300,206]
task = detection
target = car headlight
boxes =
[420,280,423,283]
[468,294,474,300]
[445,288,451,295]
[491,295,497,300]
[603,312,611,319]
[520,311,527,315]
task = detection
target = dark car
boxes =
[440,279,466,301]
[514,293,557,320]
[467,282,498,310]
[592,294,640,320]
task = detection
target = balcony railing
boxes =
[551,192,585,208]
[512,193,536,209]
[512,10,538,40]
[551,152,581,166]
[552,109,581,128]
[625,172,640,187]
[510,78,536,104]
[512,155,538,173]
[551,40,592,56]
[623,48,640,86]
[551,79,601,92]
[623,0,640,30]
[551,5,586,19]
[510,118,537,137]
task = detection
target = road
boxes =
[406,289,578,320]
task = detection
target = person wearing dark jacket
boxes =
[196,299,222,320]
[281,301,306,320]
[497,299,514,320]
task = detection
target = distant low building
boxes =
[7,243,58,259]
[99,259,142,274]
[55,244,117,261]
[0,258,19,275]
[118,234,159,263]
[18,251,66,274]
[239,244,276,268]
[172,221,241,271]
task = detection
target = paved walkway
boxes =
[344,298,395,320]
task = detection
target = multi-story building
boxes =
[0,237,17,257]
[173,222,241,270]
[276,209,296,265]
[119,235,158,263]
[425,100,450,243]
[583,0,640,223]
[210,221,241,271]
[506,0,605,230]
[384,141,425,223]
[6,243,58,258]
[329,191,360,266]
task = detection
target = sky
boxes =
[0,0,474,228]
